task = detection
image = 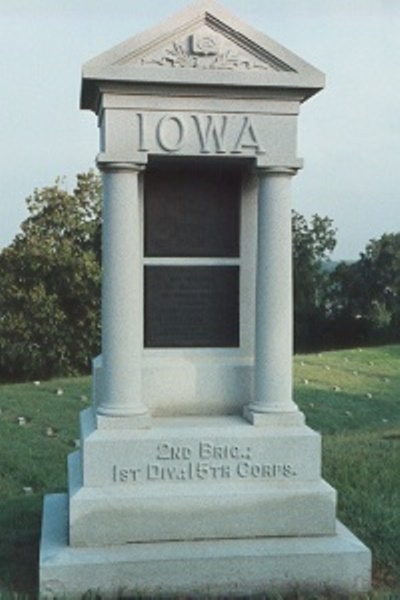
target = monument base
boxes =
[69,412,337,546]
[40,494,371,598]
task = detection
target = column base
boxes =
[40,494,371,598]
[96,412,151,430]
[243,405,305,426]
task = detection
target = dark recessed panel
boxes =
[144,266,239,348]
[144,165,240,258]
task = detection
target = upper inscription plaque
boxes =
[144,164,240,258]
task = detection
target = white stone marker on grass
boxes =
[39,1,371,597]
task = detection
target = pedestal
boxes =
[40,410,371,597]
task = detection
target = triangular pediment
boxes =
[114,21,295,74]
[81,1,324,111]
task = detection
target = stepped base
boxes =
[69,411,336,545]
[69,451,336,545]
[40,494,371,598]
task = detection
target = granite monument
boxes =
[40,1,371,596]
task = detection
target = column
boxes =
[245,167,303,425]
[97,161,149,423]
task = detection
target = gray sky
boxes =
[1,0,399,260]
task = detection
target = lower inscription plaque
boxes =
[111,440,298,484]
[144,266,239,348]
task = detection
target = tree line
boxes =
[294,213,400,353]
[0,171,399,381]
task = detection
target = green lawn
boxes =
[294,345,400,595]
[1,347,400,598]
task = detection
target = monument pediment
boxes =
[128,25,294,73]
[81,0,325,111]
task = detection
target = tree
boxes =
[330,233,400,346]
[0,171,102,380]
[292,211,337,351]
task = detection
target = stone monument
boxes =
[40,1,371,596]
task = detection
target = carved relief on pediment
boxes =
[135,27,294,72]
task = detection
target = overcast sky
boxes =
[1,0,399,259]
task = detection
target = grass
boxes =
[0,377,91,597]
[0,346,400,598]
[294,345,400,594]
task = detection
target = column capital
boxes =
[96,154,146,173]
[256,166,299,177]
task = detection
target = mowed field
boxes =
[0,345,400,598]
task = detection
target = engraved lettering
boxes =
[263,465,273,477]
[113,465,142,482]
[147,463,194,481]
[192,114,228,154]
[232,116,265,155]
[196,462,209,480]
[209,464,231,478]
[236,461,297,479]
[120,468,129,482]
[199,441,244,460]
[157,442,192,460]
[284,464,297,477]
[156,114,186,152]
[129,468,141,481]
[177,467,188,480]
[241,447,252,460]
[221,465,231,478]
[113,460,296,483]
[199,441,213,459]
[237,461,249,478]
[157,442,170,460]
[137,112,149,152]
[135,112,266,157]
[148,464,162,480]
[112,445,297,485]
[214,446,224,460]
